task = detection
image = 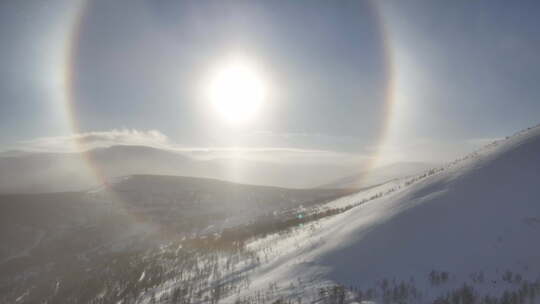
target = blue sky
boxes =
[1,0,539,164]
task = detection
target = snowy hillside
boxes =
[0,176,353,303]
[91,174,353,234]
[3,125,540,304]
[218,125,540,303]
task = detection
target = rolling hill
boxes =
[0,175,354,303]
[0,145,359,193]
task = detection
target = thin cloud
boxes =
[9,129,371,166]
[13,129,170,153]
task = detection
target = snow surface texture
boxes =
[223,125,540,302]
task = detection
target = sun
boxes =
[208,61,266,124]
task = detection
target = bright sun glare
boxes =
[208,61,266,124]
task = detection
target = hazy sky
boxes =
[1,0,540,164]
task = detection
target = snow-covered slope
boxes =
[229,125,540,302]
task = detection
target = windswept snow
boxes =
[224,125,540,302]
